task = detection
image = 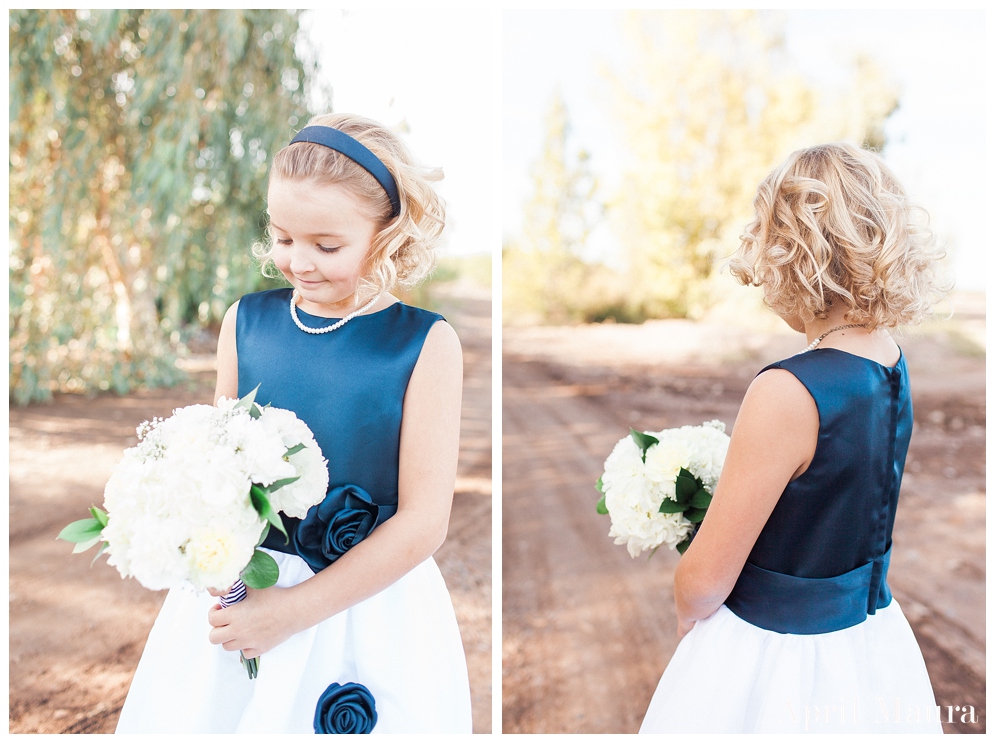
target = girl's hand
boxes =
[206,586,303,659]
[206,585,233,598]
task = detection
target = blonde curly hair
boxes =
[729,143,943,330]
[254,112,444,301]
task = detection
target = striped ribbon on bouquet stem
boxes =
[220,579,258,679]
[219,579,247,608]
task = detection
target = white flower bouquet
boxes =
[596,421,730,557]
[58,387,328,677]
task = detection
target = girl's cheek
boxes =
[272,249,292,273]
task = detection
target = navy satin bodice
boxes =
[724,348,912,634]
[235,288,443,556]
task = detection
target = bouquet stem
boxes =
[220,579,258,679]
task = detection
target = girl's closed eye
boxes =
[317,245,341,254]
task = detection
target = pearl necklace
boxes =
[803,323,867,353]
[289,290,382,335]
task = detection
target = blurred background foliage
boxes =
[9,9,313,403]
[502,94,625,325]
[503,10,900,325]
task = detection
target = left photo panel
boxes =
[9,9,495,734]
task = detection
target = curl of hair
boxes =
[253,112,444,302]
[728,143,945,330]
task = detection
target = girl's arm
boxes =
[673,368,818,637]
[214,301,239,403]
[207,319,463,658]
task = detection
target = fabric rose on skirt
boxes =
[314,682,378,734]
[293,484,379,572]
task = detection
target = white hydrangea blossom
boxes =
[257,407,329,519]
[98,398,328,591]
[601,421,730,558]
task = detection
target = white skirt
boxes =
[639,600,941,734]
[116,550,472,734]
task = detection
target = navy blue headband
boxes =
[290,126,401,218]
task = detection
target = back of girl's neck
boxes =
[805,314,900,367]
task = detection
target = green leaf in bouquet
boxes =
[90,541,110,567]
[57,518,104,544]
[595,476,604,494]
[676,537,692,555]
[255,523,271,548]
[266,476,300,493]
[658,498,686,514]
[72,534,104,554]
[241,548,280,589]
[596,495,608,515]
[250,485,288,542]
[629,429,660,463]
[690,489,712,509]
[283,443,306,458]
[88,506,109,528]
[685,507,707,524]
[236,384,258,410]
[674,468,701,503]
[236,385,263,419]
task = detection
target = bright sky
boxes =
[503,10,987,292]
[300,9,498,257]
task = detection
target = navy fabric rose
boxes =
[293,484,379,572]
[314,682,378,734]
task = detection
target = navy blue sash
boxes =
[724,546,893,634]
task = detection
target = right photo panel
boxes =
[502,9,985,734]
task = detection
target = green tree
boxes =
[9,9,313,403]
[611,10,899,319]
[504,93,618,324]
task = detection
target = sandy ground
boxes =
[8,289,492,734]
[502,300,985,734]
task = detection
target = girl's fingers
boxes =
[207,604,228,627]
[209,622,241,648]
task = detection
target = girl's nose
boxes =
[289,246,315,274]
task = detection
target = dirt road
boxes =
[502,313,984,734]
[9,289,492,733]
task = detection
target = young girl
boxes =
[116,113,472,733]
[639,143,943,734]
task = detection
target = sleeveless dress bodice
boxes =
[640,345,939,733]
[235,288,444,557]
[724,347,912,634]
[116,286,472,733]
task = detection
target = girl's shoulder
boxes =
[757,347,908,420]
[389,300,446,326]
[236,287,293,315]
[389,302,456,362]
[760,347,906,386]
